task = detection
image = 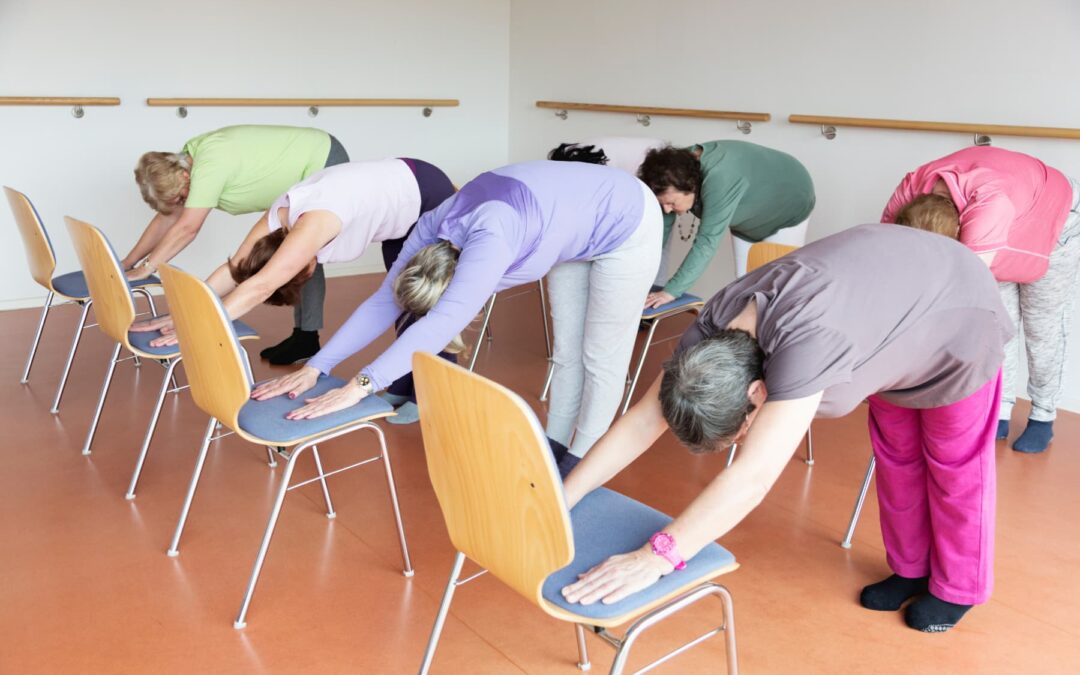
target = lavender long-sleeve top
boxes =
[306,160,646,389]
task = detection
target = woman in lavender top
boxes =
[252,160,663,457]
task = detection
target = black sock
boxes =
[261,328,301,359]
[268,330,320,365]
[904,593,972,632]
[860,574,929,611]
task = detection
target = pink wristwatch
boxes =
[648,532,686,571]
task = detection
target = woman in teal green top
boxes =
[638,141,815,308]
[123,124,348,363]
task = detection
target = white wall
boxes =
[508,0,1080,411]
[0,0,509,306]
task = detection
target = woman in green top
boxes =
[638,141,815,308]
[123,124,348,363]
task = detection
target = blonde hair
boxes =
[895,194,960,239]
[393,241,467,354]
[134,152,192,215]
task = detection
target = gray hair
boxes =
[660,329,764,454]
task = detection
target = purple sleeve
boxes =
[305,210,441,376]
[360,226,516,390]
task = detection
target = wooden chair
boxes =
[158,264,413,628]
[6,187,158,412]
[64,216,257,499]
[413,352,738,674]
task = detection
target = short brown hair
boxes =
[638,146,702,196]
[228,229,312,306]
[894,194,960,239]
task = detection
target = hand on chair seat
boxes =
[251,365,320,401]
[643,290,676,309]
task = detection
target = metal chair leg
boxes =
[622,319,660,415]
[167,417,218,557]
[309,445,336,518]
[574,624,592,671]
[608,583,738,675]
[125,357,181,499]
[80,342,122,455]
[841,455,876,549]
[467,294,497,372]
[418,551,466,675]
[540,360,555,402]
[265,446,279,468]
[51,299,92,413]
[132,286,158,317]
[234,441,314,628]
[804,427,815,466]
[21,291,54,383]
[370,423,414,576]
[538,280,552,358]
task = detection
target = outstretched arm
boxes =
[562,391,822,605]
[126,206,212,279]
[661,177,746,299]
[121,210,181,270]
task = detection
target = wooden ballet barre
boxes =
[0,96,121,118]
[537,100,769,133]
[145,97,459,108]
[0,96,121,106]
[789,114,1080,142]
[147,97,458,119]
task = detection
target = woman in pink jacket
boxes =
[883,146,1080,453]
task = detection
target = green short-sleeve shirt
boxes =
[182,125,331,215]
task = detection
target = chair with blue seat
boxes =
[157,264,413,629]
[618,293,706,414]
[413,352,738,674]
[64,216,259,499]
[6,187,160,413]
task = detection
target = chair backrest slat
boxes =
[5,187,57,290]
[413,352,574,606]
[159,265,250,429]
[64,217,136,343]
[746,242,798,274]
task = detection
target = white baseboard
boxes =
[0,262,386,312]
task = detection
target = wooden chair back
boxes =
[5,187,57,290]
[746,242,798,274]
[64,217,136,343]
[412,352,573,605]
[158,265,250,429]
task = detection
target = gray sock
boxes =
[378,391,410,407]
[388,401,420,425]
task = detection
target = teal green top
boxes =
[662,140,815,297]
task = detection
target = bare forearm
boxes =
[122,213,175,268]
[206,262,238,297]
[221,279,274,321]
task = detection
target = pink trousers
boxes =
[867,371,1001,605]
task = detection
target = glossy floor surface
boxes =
[1,275,1078,674]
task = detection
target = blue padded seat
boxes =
[237,375,394,443]
[641,293,703,321]
[126,320,257,358]
[51,270,161,300]
[541,487,736,620]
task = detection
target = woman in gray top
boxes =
[559,224,1013,633]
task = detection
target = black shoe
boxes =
[261,328,301,360]
[268,330,320,365]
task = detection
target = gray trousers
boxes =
[1000,177,1080,422]
[545,181,662,457]
[293,134,349,331]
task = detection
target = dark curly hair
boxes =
[228,228,313,306]
[638,146,702,197]
[548,143,609,165]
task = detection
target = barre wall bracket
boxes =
[176,106,188,119]
[821,124,837,140]
[554,108,568,120]
[973,133,992,146]
[736,120,752,135]
[636,114,651,127]
[71,105,84,119]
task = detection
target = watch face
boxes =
[651,532,675,554]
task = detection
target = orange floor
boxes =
[1,275,1078,674]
